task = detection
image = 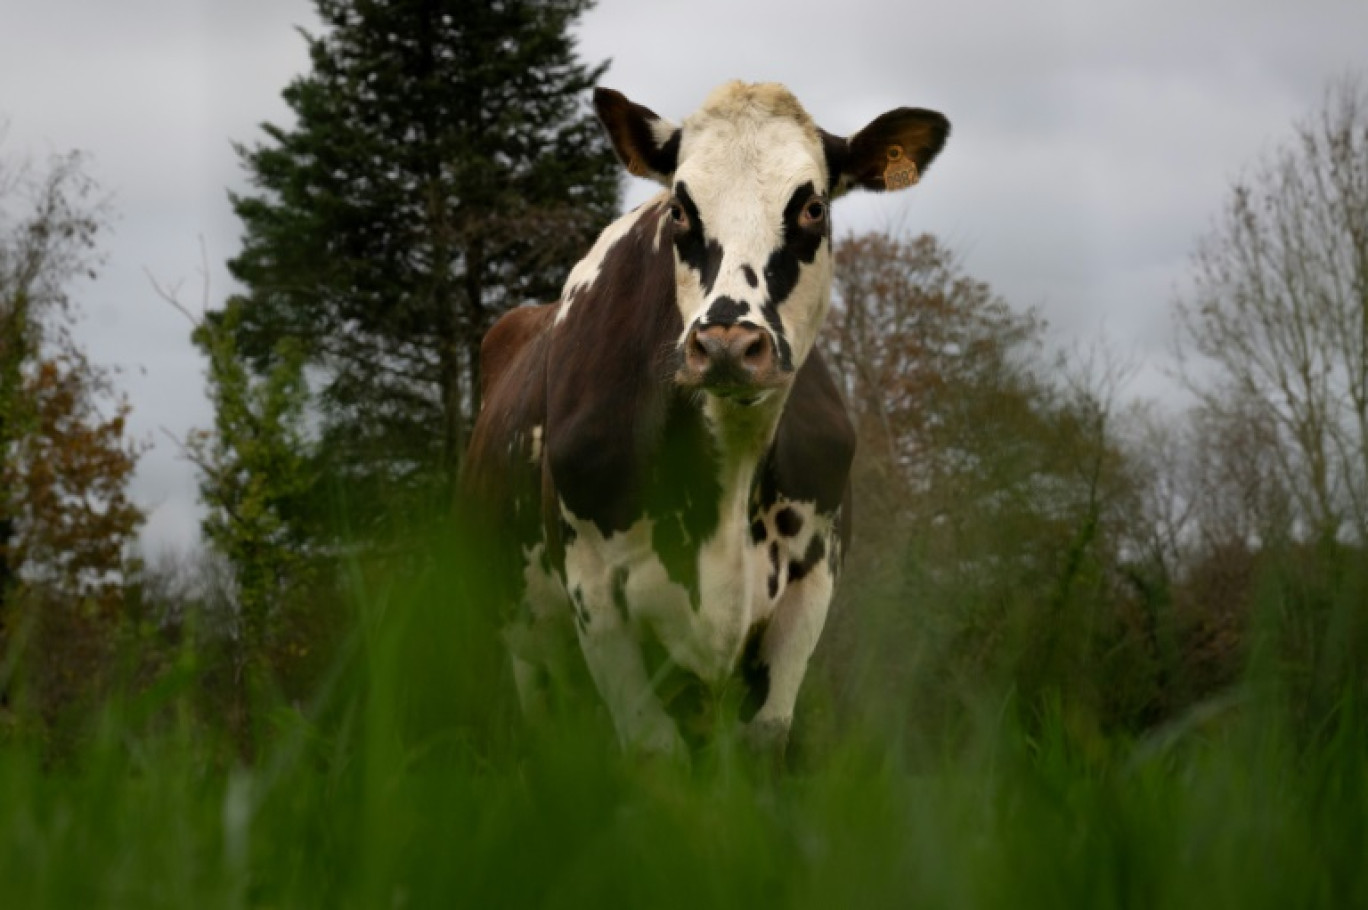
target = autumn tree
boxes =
[3,144,99,605]
[817,230,1156,734]
[1177,76,1368,545]
[226,0,619,534]
[821,231,1048,542]
[0,133,143,727]
[5,352,141,608]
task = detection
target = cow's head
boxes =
[595,81,949,402]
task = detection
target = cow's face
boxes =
[595,82,949,402]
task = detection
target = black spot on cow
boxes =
[570,584,589,633]
[767,542,781,599]
[742,265,758,288]
[766,351,856,515]
[752,451,781,516]
[774,506,803,538]
[699,240,723,295]
[610,566,630,622]
[559,517,578,549]
[653,515,698,610]
[647,399,722,611]
[656,129,682,175]
[705,296,748,326]
[787,534,827,583]
[758,300,794,371]
[673,183,724,295]
[763,181,825,309]
[749,518,767,544]
[819,128,851,195]
[739,619,771,723]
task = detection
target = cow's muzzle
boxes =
[679,322,779,394]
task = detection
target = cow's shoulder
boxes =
[545,200,679,535]
[765,348,855,514]
[480,301,558,402]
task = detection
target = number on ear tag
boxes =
[883,145,919,189]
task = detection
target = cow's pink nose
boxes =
[685,323,774,384]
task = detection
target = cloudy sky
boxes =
[2,0,1365,554]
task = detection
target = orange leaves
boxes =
[823,230,1044,489]
[2,351,142,610]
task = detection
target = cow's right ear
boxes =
[594,87,681,186]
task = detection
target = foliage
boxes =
[149,280,338,753]
[1,526,1366,909]
[6,49,1368,910]
[0,136,142,735]
[1,142,107,604]
[823,230,1046,509]
[1176,76,1368,544]
[4,352,141,608]
[819,231,1156,736]
[187,297,318,654]
[226,0,619,531]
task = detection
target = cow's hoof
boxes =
[741,717,790,767]
[627,718,690,767]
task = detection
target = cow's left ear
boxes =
[594,87,681,186]
[821,108,950,197]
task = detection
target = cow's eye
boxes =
[801,198,827,225]
[668,200,689,229]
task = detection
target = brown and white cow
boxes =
[464,81,949,757]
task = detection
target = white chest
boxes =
[554,494,826,685]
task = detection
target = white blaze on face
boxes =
[668,84,834,370]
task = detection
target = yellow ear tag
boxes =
[626,155,649,177]
[883,145,919,189]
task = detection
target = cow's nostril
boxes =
[687,331,709,363]
[683,323,774,386]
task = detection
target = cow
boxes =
[463,81,949,758]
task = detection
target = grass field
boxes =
[3,538,1366,909]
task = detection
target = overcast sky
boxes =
[2,0,1365,555]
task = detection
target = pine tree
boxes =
[227,0,618,530]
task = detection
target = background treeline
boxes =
[2,0,1367,772]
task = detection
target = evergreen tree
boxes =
[227,0,618,530]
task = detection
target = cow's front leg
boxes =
[562,520,685,758]
[502,543,580,721]
[742,523,839,756]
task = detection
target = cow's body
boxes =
[465,82,948,756]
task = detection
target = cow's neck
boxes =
[698,390,789,511]
[701,392,786,459]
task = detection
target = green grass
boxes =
[3,541,1366,908]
